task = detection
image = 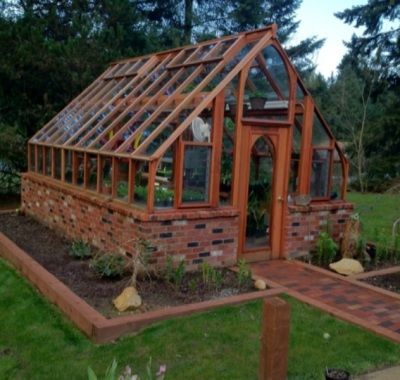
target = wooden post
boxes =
[259,297,291,380]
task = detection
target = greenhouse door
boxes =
[238,126,288,261]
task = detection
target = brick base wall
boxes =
[21,174,238,270]
[284,202,354,258]
[21,173,354,267]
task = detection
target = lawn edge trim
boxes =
[0,232,284,343]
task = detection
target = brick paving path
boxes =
[250,260,400,343]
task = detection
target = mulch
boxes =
[0,212,253,318]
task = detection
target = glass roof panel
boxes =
[30,25,281,161]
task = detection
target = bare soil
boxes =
[362,272,400,294]
[0,212,253,318]
[299,252,399,273]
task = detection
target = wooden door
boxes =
[237,125,289,261]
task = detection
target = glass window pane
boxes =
[182,146,211,203]
[54,148,62,180]
[289,122,302,195]
[29,145,35,172]
[65,150,73,183]
[44,147,52,176]
[87,154,98,191]
[182,108,212,142]
[37,146,43,174]
[310,149,331,198]
[116,158,129,201]
[332,148,343,200]
[245,137,273,249]
[155,147,175,209]
[312,114,331,147]
[263,45,290,98]
[100,157,112,195]
[134,161,148,208]
[75,152,84,186]
[220,117,235,205]
[243,51,289,120]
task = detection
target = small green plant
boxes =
[201,262,213,287]
[173,260,185,288]
[237,259,252,288]
[394,233,400,263]
[188,278,198,293]
[164,256,186,288]
[88,357,166,380]
[356,236,366,258]
[315,232,338,265]
[90,253,126,279]
[69,240,92,259]
[88,359,118,380]
[200,262,223,290]
[249,90,266,98]
[376,233,390,264]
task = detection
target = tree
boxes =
[336,0,400,84]
[328,63,376,192]
[333,0,400,191]
[215,0,324,74]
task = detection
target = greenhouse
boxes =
[23,24,353,267]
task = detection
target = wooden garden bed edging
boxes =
[350,266,400,280]
[0,232,284,343]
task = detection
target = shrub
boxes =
[69,240,92,259]
[90,253,126,279]
[316,232,338,265]
[237,259,252,288]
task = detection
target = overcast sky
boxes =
[292,0,367,77]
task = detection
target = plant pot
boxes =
[325,368,350,380]
[250,96,267,110]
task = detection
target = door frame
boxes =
[237,124,290,262]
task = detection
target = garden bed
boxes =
[362,273,400,294]
[0,212,254,318]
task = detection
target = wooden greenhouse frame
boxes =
[26,24,351,264]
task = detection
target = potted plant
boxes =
[249,90,267,110]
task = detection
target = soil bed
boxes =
[362,272,400,294]
[298,253,399,273]
[0,213,253,318]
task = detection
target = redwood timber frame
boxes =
[27,24,349,262]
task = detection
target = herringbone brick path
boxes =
[250,260,400,343]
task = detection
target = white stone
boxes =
[329,258,364,276]
[254,279,267,290]
[113,287,142,312]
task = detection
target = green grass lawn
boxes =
[1,259,399,379]
[347,192,400,243]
